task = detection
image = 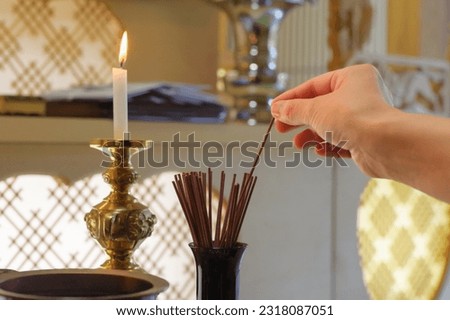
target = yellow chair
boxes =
[357,179,450,299]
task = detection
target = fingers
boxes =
[293,129,352,158]
[270,69,340,128]
[271,96,325,127]
[293,128,323,148]
[315,143,352,158]
[270,64,381,161]
[275,120,302,133]
[271,64,384,128]
[273,69,339,102]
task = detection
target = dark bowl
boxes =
[0,269,169,300]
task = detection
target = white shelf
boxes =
[0,116,285,145]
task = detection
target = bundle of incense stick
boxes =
[172,169,257,248]
[172,118,274,248]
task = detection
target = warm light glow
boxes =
[118,31,128,67]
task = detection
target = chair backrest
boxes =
[348,53,450,116]
[357,179,450,299]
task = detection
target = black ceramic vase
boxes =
[189,242,247,300]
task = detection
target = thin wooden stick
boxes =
[220,174,237,247]
[249,117,275,177]
[173,176,201,245]
[208,168,212,241]
[214,171,225,246]
[234,176,257,244]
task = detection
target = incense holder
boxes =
[85,139,156,270]
[189,242,247,300]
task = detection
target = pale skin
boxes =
[271,64,450,203]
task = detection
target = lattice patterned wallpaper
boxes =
[0,0,123,96]
[0,173,196,300]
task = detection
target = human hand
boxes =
[271,64,399,177]
[271,64,450,202]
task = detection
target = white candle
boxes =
[113,31,129,140]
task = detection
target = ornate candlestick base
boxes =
[85,139,156,270]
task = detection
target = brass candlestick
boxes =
[85,139,156,270]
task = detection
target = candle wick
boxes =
[119,59,126,69]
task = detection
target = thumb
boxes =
[271,97,322,127]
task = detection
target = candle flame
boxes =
[118,31,128,68]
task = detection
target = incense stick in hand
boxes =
[249,117,275,176]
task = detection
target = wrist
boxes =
[354,106,408,180]
[363,109,450,201]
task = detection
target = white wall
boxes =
[103,0,219,86]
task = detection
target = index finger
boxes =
[273,69,339,102]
